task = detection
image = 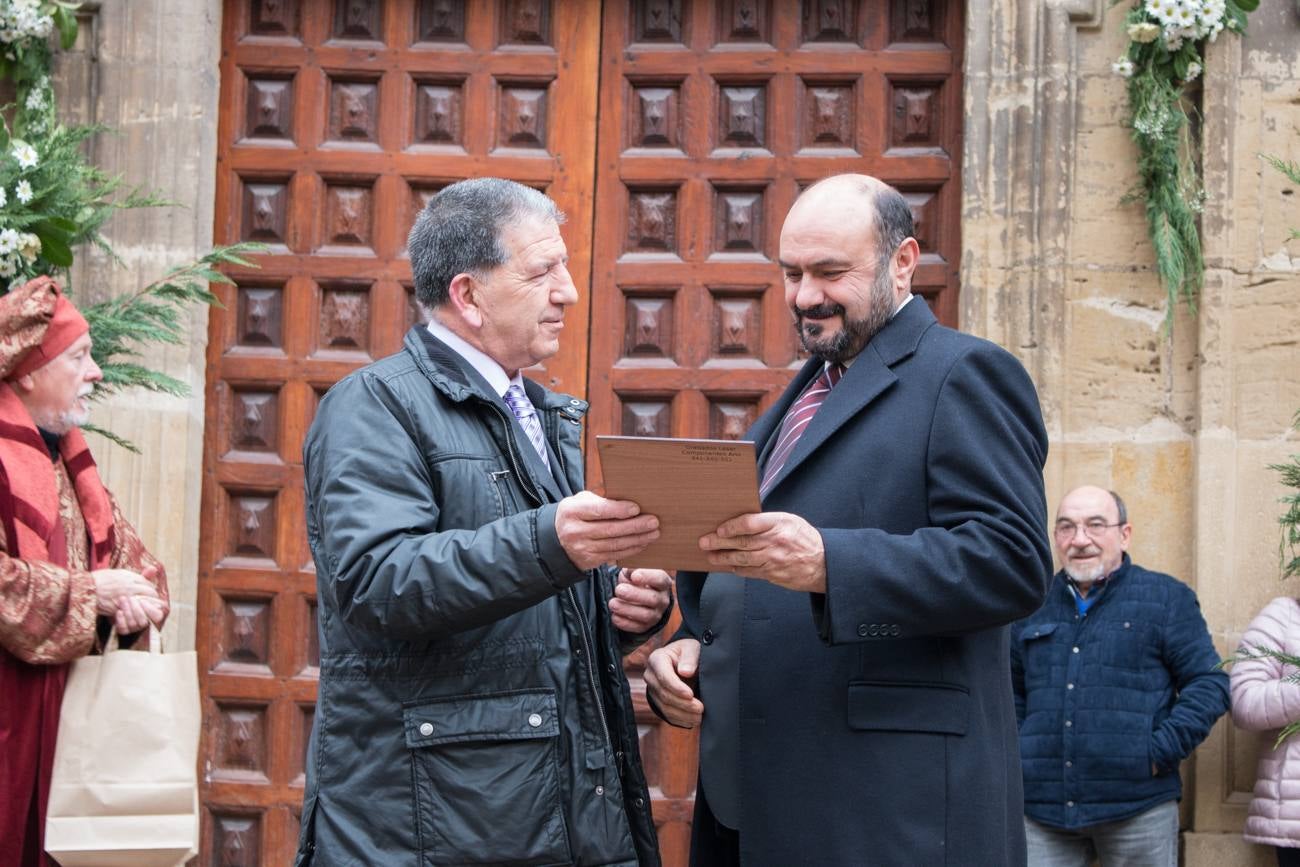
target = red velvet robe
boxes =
[0,383,166,866]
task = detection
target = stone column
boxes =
[52,0,224,653]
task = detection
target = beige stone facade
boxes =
[60,0,1299,860]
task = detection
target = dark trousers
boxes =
[690,779,741,867]
[1278,847,1300,867]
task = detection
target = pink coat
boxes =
[1232,595,1300,848]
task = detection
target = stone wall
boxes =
[964,1,1300,863]
[52,0,222,653]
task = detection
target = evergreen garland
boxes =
[1113,0,1256,329]
[0,1,265,451]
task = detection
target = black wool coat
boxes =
[675,299,1053,866]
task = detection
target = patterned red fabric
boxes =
[0,382,137,867]
[0,277,67,381]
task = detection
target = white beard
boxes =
[1064,561,1105,585]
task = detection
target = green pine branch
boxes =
[81,242,265,401]
[1272,410,1300,580]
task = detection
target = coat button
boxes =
[868,624,880,636]
[419,722,434,736]
[1065,720,1072,728]
[701,629,715,645]
[890,625,901,636]
[1072,646,1080,653]
[1067,683,1074,690]
[528,713,543,728]
[595,785,605,796]
[635,797,645,808]
[1067,800,1075,808]
[1066,761,1072,768]
[857,624,870,637]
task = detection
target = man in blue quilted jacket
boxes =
[1011,485,1229,866]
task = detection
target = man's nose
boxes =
[553,264,578,306]
[793,275,824,311]
[86,357,103,382]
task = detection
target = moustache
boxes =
[77,384,95,399]
[796,303,845,320]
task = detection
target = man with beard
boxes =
[643,174,1053,865]
[1010,485,1228,866]
[0,278,169,866]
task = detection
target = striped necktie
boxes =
[503,383,550,470]
[759,363,844,497]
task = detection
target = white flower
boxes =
[1128,21,1161,43]
[18,232,40,262]
[1112,56,1136,77]
[11,141,37,170]
[24,88,43,110]
[1185,61,1202,81]
[0,229,20,255]
[1164,31,1185,51]
[0,256,18,279]
[1153,0,1182,25]
[0,186,8,209]
[15,180,33,204]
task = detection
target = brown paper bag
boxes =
[44,630,200,867]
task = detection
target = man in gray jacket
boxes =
[296,178,672,866]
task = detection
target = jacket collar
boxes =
[404,326,582,501]
[1053,554,1133,605]
[752,299,938,497]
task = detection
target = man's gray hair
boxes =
[408,178,564,307]
[871,185,914,271]
[1109,490,1129,525]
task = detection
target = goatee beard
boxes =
[795,272,895,364]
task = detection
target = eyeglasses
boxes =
[1054,520,1123,540]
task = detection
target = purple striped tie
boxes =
[503,383,550,470]
[759,363,844,497]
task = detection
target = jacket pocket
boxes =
[846,680,970,735]
[405,689,571,866]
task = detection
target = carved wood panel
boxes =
[587,2,963,862]
[202,2,600,863]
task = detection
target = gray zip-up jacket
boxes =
[295,327,663,866]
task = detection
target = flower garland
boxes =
[1111,0,1256,328]
[0,0,263,451]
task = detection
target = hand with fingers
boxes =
[93,565,170,634]
[555,491,660,571]
[699,511,828,593]
[645,638,704,728]
[608,568,673,633]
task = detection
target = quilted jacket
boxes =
[1011,556,1229,829]
[1231,595,1300,848]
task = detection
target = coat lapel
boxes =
[760,299,937,498]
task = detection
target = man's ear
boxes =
[446,272,483,330]
[892,237,920,290]
[10,372,35,395]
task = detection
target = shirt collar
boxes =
[426,316,524,399]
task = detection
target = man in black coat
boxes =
[645,174,1053,865]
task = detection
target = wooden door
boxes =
[201,1,961,865]
[585,2,964,863]
[199,2,599,863]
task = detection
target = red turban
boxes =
[0,277,89,381]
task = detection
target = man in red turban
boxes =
[0,277,170,866]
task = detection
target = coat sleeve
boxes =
[813,343,1052,643]
[0,520,97,664]
[304,371,587,641]
[1230,596,1300,733]
[1149,581,1231,772]
[0,486,162,664]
